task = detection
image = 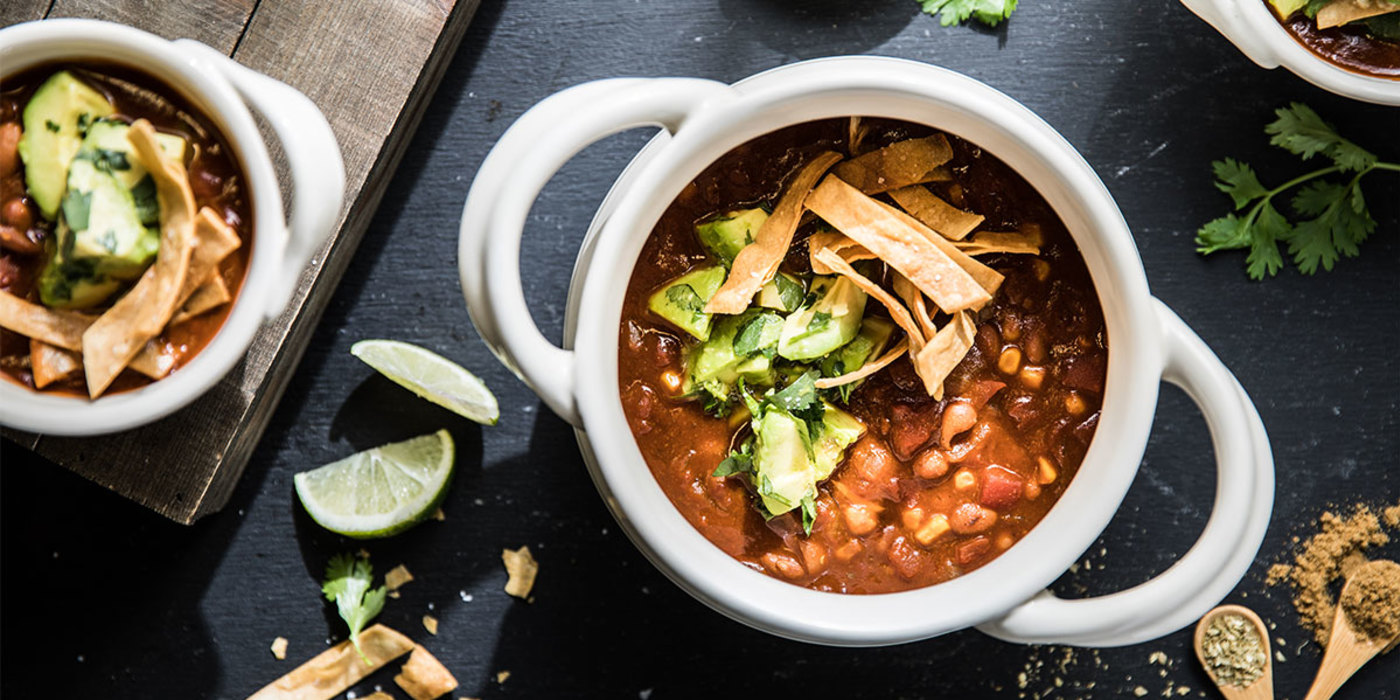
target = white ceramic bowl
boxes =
[460,57,1275,647]
[1180,0,1400,105]
[0,19,345,435]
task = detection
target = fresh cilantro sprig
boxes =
[321,553,388,664]
[1195,103,1398,280]
[918,0,1019,27]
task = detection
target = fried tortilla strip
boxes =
[705,151,842,314]
[394,645,459,700]
[954,226,1044,257]
[246,624,415,700]
[888,185,985,241]
[82,120,196,397]
[847,116,867,156]
[810,248,925,357]
[815,337,910,389]
[1317,0,1399,29]
[891,272,938,340]
[914,310,977,400]
[31,339,81,389]
[170,274,231,326]
[807,231,877,274]
[0,290,93,350]
[502,546,538,599]
[876,200,1004,299]
[127,208,241,379]
[831,134,953,195]
[806,176,991,313]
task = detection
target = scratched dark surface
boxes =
[2,0,1398,698]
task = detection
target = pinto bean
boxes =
[940,401,977,449]
[2,198,30,231]
[760,551,806,579]
[950,502,997,535]
[913,448,949,480]
[843,503,880,536]
[0,122,20,177]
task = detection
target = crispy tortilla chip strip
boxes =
[171,274,231,326]
[1318,0,1399,29]
[891,272,938,340]
[815,337,910,390]
[127,208,241,379]
[807,231,877,274]
[954,227,1044,257]
[915,310,977,400]
[705,151,843,314]
[806,176,990,313]
[394,645,459,700]
[82,120,196,397]
[0,291,93,350]
[876,201,1004,300]
[888,185,985,241]
[502,546,538,599]
[848,116,867,156]
[811,248,925,357]
[247,624,415,700]
[30,339,82,389]
[831,134,953,195]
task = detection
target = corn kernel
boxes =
[996,533,1015,550]
[998,347,1023,375]
[954,470,977,491]
[1019,365,1045,389]
[902,507,925,531]
[915,514,951,546]
[1064,392,1087,416]
[1001,316,1022,342]
[1037,456,1058,485]
[834,541,862,562]
[660,370,682,392]
[1032,259,1051,281]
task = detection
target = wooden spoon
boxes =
[1302,560,1400,700]
[1194,605,1275,700]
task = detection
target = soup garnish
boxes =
[0,65,252,397]
[619,118,1107,593]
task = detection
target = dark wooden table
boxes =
[3,1,1397,698]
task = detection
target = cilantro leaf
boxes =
[713,443,754,477]
[918,0,1019,27]
[800,492,817,536]
[322,553,388,664]
[1195,103,1396,280]
[1266,103,1376,173]
[733,312,782,357]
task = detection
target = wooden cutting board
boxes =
[0,0,481,523]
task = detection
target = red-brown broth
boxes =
[0,63,253,395]
[617,118,1107,594]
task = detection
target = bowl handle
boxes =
[175,39,347,320]
[977,298,1274,647]
[1178,0,1281,68]
[458,78,736,427]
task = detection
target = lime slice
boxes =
[294,430,455,538]
[351,339,500,425]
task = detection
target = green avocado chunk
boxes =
[812,401,865,482]
[777,275,867,361]
[684,310,783,406]
[80,118,186,196]
[752,400,865,516]
[695,208,768,267]
[37,249,122,309]
[60,157,158,281]
[648,266,727,340]
[755,271,805,313]
[17,71,116,221]
[819,316,895,382]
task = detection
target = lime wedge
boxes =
[350,339,500,425]
[294,430,455,538]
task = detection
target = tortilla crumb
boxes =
[433,508,447,521]
[394,645,459,700]
[386,564,415,591]
[496,670,511,684]
[1133,687,1148,697]
[502,546,538,599]
[269,636,288,660]
[423,614,439,635]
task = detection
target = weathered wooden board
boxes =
[0,0,481,523]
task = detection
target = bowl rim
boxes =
[0,18,284,436]
[563,57,1168,644]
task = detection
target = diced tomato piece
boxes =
[955,536,992,566]
[887,535,924,579]
[980,467,1024,509]
[1061,353,1106,393]
[888,404,936,461]
[963,380,1006,409]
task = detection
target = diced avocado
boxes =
[819,316,896,379]
[1267,0,1307,18]
[684,311,782,404]
[812,402,865,482]
[753,410,813,516]
[648,266,727,340]
[17,71,116,221]
[61,158,158,280]
[756,271,805,313]
[777,275,867,361]
[80,118,187,193]
[695,208,768,266]
[37,252,122,309]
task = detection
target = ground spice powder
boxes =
[1266,505,1391,646]
[1340,560,1400,643]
